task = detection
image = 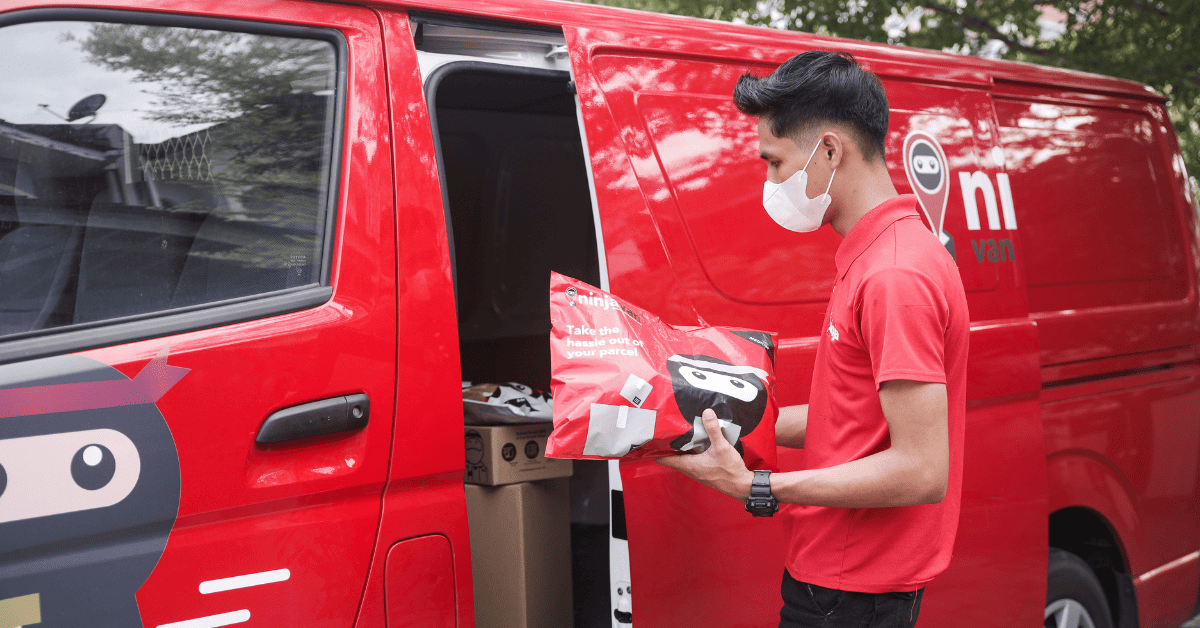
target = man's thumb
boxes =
[701,409,726,445]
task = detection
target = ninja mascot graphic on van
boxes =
[667,354,770,454]
[0,348,186,628]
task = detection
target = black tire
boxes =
[1046,548,1115,628]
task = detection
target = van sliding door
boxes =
[564,25,793,628]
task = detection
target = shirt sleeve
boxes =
[858,266,950,388]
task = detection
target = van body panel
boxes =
[562,28,704,328]
[0,1,396,626]
[1046,452,1145,562]
[994,73,1200,627]
[380,0,1160,101]
[1043,364,1200,620]
[384,535,457,628]
[568,38,1031,330]
[1137,555,1200,628]
[995,96,1198,365]
[354,10,475,628]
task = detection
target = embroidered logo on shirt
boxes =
[827,321,839,341]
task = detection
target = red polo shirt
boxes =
[782,194,969,593]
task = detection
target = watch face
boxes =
[745,497,778,516]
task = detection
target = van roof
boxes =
[381,0,1163,102]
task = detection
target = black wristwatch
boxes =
[745,470,779,517]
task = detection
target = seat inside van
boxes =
[430,64,611,627]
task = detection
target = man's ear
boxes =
[821,131,845,170]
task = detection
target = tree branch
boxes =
[1129,1,1171,19]
[920,1,1062,60]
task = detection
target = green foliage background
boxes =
[574,0,1199,202]
[61,23,338,271]
[69,24,336,222]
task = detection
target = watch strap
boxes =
[750,470,772,496]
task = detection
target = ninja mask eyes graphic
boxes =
[0,353,184,628]
[614,580,633,624]
[666,355,769,454]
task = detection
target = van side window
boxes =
[0,20,338,338]
[996,100,1187,312]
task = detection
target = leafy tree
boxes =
[579,0,1200,199]
[68,23,337,224]
[59,23,339,275]
[68,24,332,126]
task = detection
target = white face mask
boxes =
[762,139,836,233]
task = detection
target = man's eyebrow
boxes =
[760,152,774,161]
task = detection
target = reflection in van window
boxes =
[0,21,338,337]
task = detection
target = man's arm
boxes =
[658,380,948,508]
[776,404,808,449]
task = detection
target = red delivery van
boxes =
[0,1,1196,628]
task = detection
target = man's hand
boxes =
[656,409,755,500]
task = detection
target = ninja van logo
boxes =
[667,354,769,455]
[0,347,186,628]
[903,131,1019,264]
[565,285,642,324]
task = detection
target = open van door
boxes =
[563,24,794,627]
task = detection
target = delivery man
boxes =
[658,50,969,628]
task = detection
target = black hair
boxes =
[733,51,889,162]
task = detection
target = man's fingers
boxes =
[701,408,727,447]
[657,455,684,469]
[656,452,702,480]
[659,409,726,475]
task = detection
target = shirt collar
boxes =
[833,194,921,279]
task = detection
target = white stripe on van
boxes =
[157,609,250,628]
[199,568,290,594]
[1134,550,1199,585]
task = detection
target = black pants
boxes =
[779,569,924,628]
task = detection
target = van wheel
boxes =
[1046,549,1114,628]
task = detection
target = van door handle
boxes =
[255,394,370,444]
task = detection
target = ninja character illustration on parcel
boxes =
[547,272,778,470]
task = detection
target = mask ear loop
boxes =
[805,138,836,197]
[802,139,823,171]
[821,166,836,196]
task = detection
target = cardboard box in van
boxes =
[465,478,574,628]
[464,423,573,486]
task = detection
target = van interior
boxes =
[428,56,612,626]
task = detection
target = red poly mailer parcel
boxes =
[547,273,778,470]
